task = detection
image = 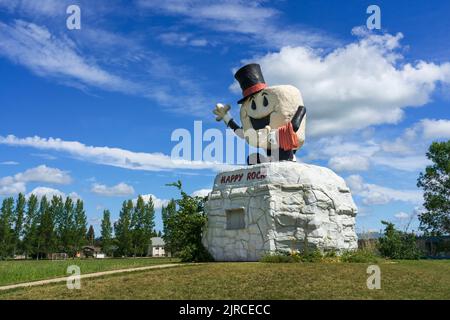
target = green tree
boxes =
[161,199,176,255]
[87,225,95,246]
[377,221,421,260]
[0,197,15,259]
[101,209,113,256]
[417,141,450,235]
[13,193,26,256]
[36,196,56,259]
[164,181,213,262]
[143,196,155,256]
[131,196,145,256]
[73,199,87,255]
[114,200,133,256]
[53,196,67,253]
[22,194,39,258]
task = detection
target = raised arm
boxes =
[213,103,243,138]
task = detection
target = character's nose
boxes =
[251,100,257,110]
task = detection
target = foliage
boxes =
[260,252,297,263]
[340,249,379,263]
[114,200,133,257]
[163,181,213,262]
[417,141,450,236]
[377,221,422,260]
[100,210,113,256]
[0,197,15,259]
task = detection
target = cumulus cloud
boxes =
[0,165,72,196]
[243,29,450,137]
[418,119,450,139]
[26,187,80,200]
[14,165,72,184]
[328,155,370,172]
[192,188,212,198]
[0,135,235,172]
[134,194,169,210]
[91,183,135,197]
[394,212,410,220]
[346,174,422,205]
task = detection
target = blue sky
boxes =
[0,0,449,235]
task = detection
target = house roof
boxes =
[151,237,165,246]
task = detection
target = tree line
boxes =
[0,193,87,259]
[101,195,156,257]
[0,194,156,260]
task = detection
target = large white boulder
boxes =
[202,162,358,261]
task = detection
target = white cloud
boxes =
[134,194,169,210]
[192,188,212,197]
[0,0,65,16]
[420,119,450,139]
[137,0,336,48]
[14,165,72,184]
[394,211,410,220]
[91,183,135,197]
[159,32,209,47]
[0,179,26,196]
[26,187,80,201]
[246,29,450,137]
[0,135,235,172]
[0,165,72,196]
[328,155,370,172]
[346,174,422,205]
[0,20,136,94]
[0,161,19,165]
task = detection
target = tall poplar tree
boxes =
[13,193,26,256]
[101,209,113,256]
[114,200,133,256]
[22,194,39,258]
[37,196,56,259]
[0,197,15,259]
[74,199,87,254]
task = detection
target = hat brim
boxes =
[237,87,265,104]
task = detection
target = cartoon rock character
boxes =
[213,63,306,164]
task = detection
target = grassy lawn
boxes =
[0,260,449,299]
[0,258,178,286]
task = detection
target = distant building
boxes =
[149,237,169,257]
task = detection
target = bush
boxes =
[377,221,422,260]
[260,249,324,263]
[340,249,379,263]
[163,181,214,263]
[260,252,297,263]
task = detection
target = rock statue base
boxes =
[202,162,358,261]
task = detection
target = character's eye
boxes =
[263,96,269,107]
[251,100,257,110]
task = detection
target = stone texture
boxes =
[202,162,358,261]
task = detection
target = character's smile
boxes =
[249,114,271,130]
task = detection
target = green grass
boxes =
[0,258,178,286]
[1,260,449,299]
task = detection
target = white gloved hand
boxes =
[213,103,232,123]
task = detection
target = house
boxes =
[81,246,103,258]
[149,237,169,257]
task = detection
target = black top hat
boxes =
[234,63,267,104]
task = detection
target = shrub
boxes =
[340,249,379,263]
[163,181,214,262]
[260,252,297,263]
[377,221,422,260]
